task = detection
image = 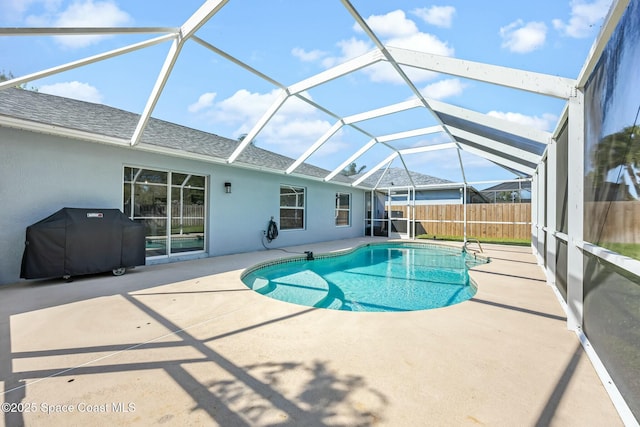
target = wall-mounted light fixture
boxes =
[224,182,232,194]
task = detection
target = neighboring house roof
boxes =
[481,181,532,192]
[355,168,492,203]
[354,167,454,189]
[0,88,355,185]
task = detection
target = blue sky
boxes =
[0,0,614,185]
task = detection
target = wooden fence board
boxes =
[584,201,640,244]
[397,203,531,240]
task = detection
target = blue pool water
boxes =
[242,243,489,312]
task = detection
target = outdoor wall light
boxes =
[224,182,232,194]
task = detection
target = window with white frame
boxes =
[280,185,305,230]
[335,192,351,226]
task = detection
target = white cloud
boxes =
[363,62,406,84]
[361,31,453,85]
[26,0,132,48]
[263,118,331,147]
[320,37,372,68]
[355,9,418,38]
[205,89,284,125]
[188,92,216,113]
[412,6,456,28]
[39,81,103,103]
[2,0,61,22]
[420,78,466,100]
[356,10,453,56]
[55,0,130,26]
[487,111,558,131]
[552,0,612,38]
[293,10,454,87]
[192,88,336,158]
[499,20,547,53]
[355,11,454,85]
[291,47,327,62]
[385,31,453,56]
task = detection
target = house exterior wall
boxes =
[414,188,462,204]
[0,127,365,285]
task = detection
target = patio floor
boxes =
[0,238,623,426]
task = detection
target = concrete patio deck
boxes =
[0,238,622,426]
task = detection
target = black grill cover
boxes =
[20,208,145,279]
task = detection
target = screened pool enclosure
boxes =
[0,0,639,423]
[363,179,531,241]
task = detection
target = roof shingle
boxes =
[0,88,355,185]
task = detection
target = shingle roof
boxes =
[354,167,453,188]
[481,181,532,192]
[0,88,355,185]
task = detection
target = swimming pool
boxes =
[242,242,489,312]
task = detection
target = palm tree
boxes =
[341,162,366,176]
[0,69,36,90]
[589,124,640,198]
[237,134,256,146]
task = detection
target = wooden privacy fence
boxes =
[389,203,532,240]
[585,201,640,244]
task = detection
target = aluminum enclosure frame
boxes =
[1,1,638,423]
[0,0,568,190]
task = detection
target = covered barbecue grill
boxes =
[20,207,145,280]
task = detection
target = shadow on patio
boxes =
[0,249,389,426]
[0,239,623,426]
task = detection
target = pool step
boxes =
[256,270,334,308]
[252,272,346,310]
[251,278,275,294]
[314,282,346,310]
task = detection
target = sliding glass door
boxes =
[124,167,206,257]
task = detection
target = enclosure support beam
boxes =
[131,0,230,146]
[427,98,552,145]
[340,0,459,146]
[288,49,383,94]
[131,38,182,146]
[378,126,444,143]
[326,139,377,182]
[463,183,467,245]
[457,144,536,175]
[352,153,398,186]
[531,172,538,257]
[180,0,229,39]
[398,142,455,156]
[286,120,344,174]
[325,128,446,182]
[387,46,575,99]
[0,34,176,92]
[448,126,542,164]
[536,160,547,265]
[546,140,558,286]
[228,89,289,163]
[566,88,585,331]
[369,191,374,237]
[576,0,631,88]
[457,149,467,185]
[343,99,423,124]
